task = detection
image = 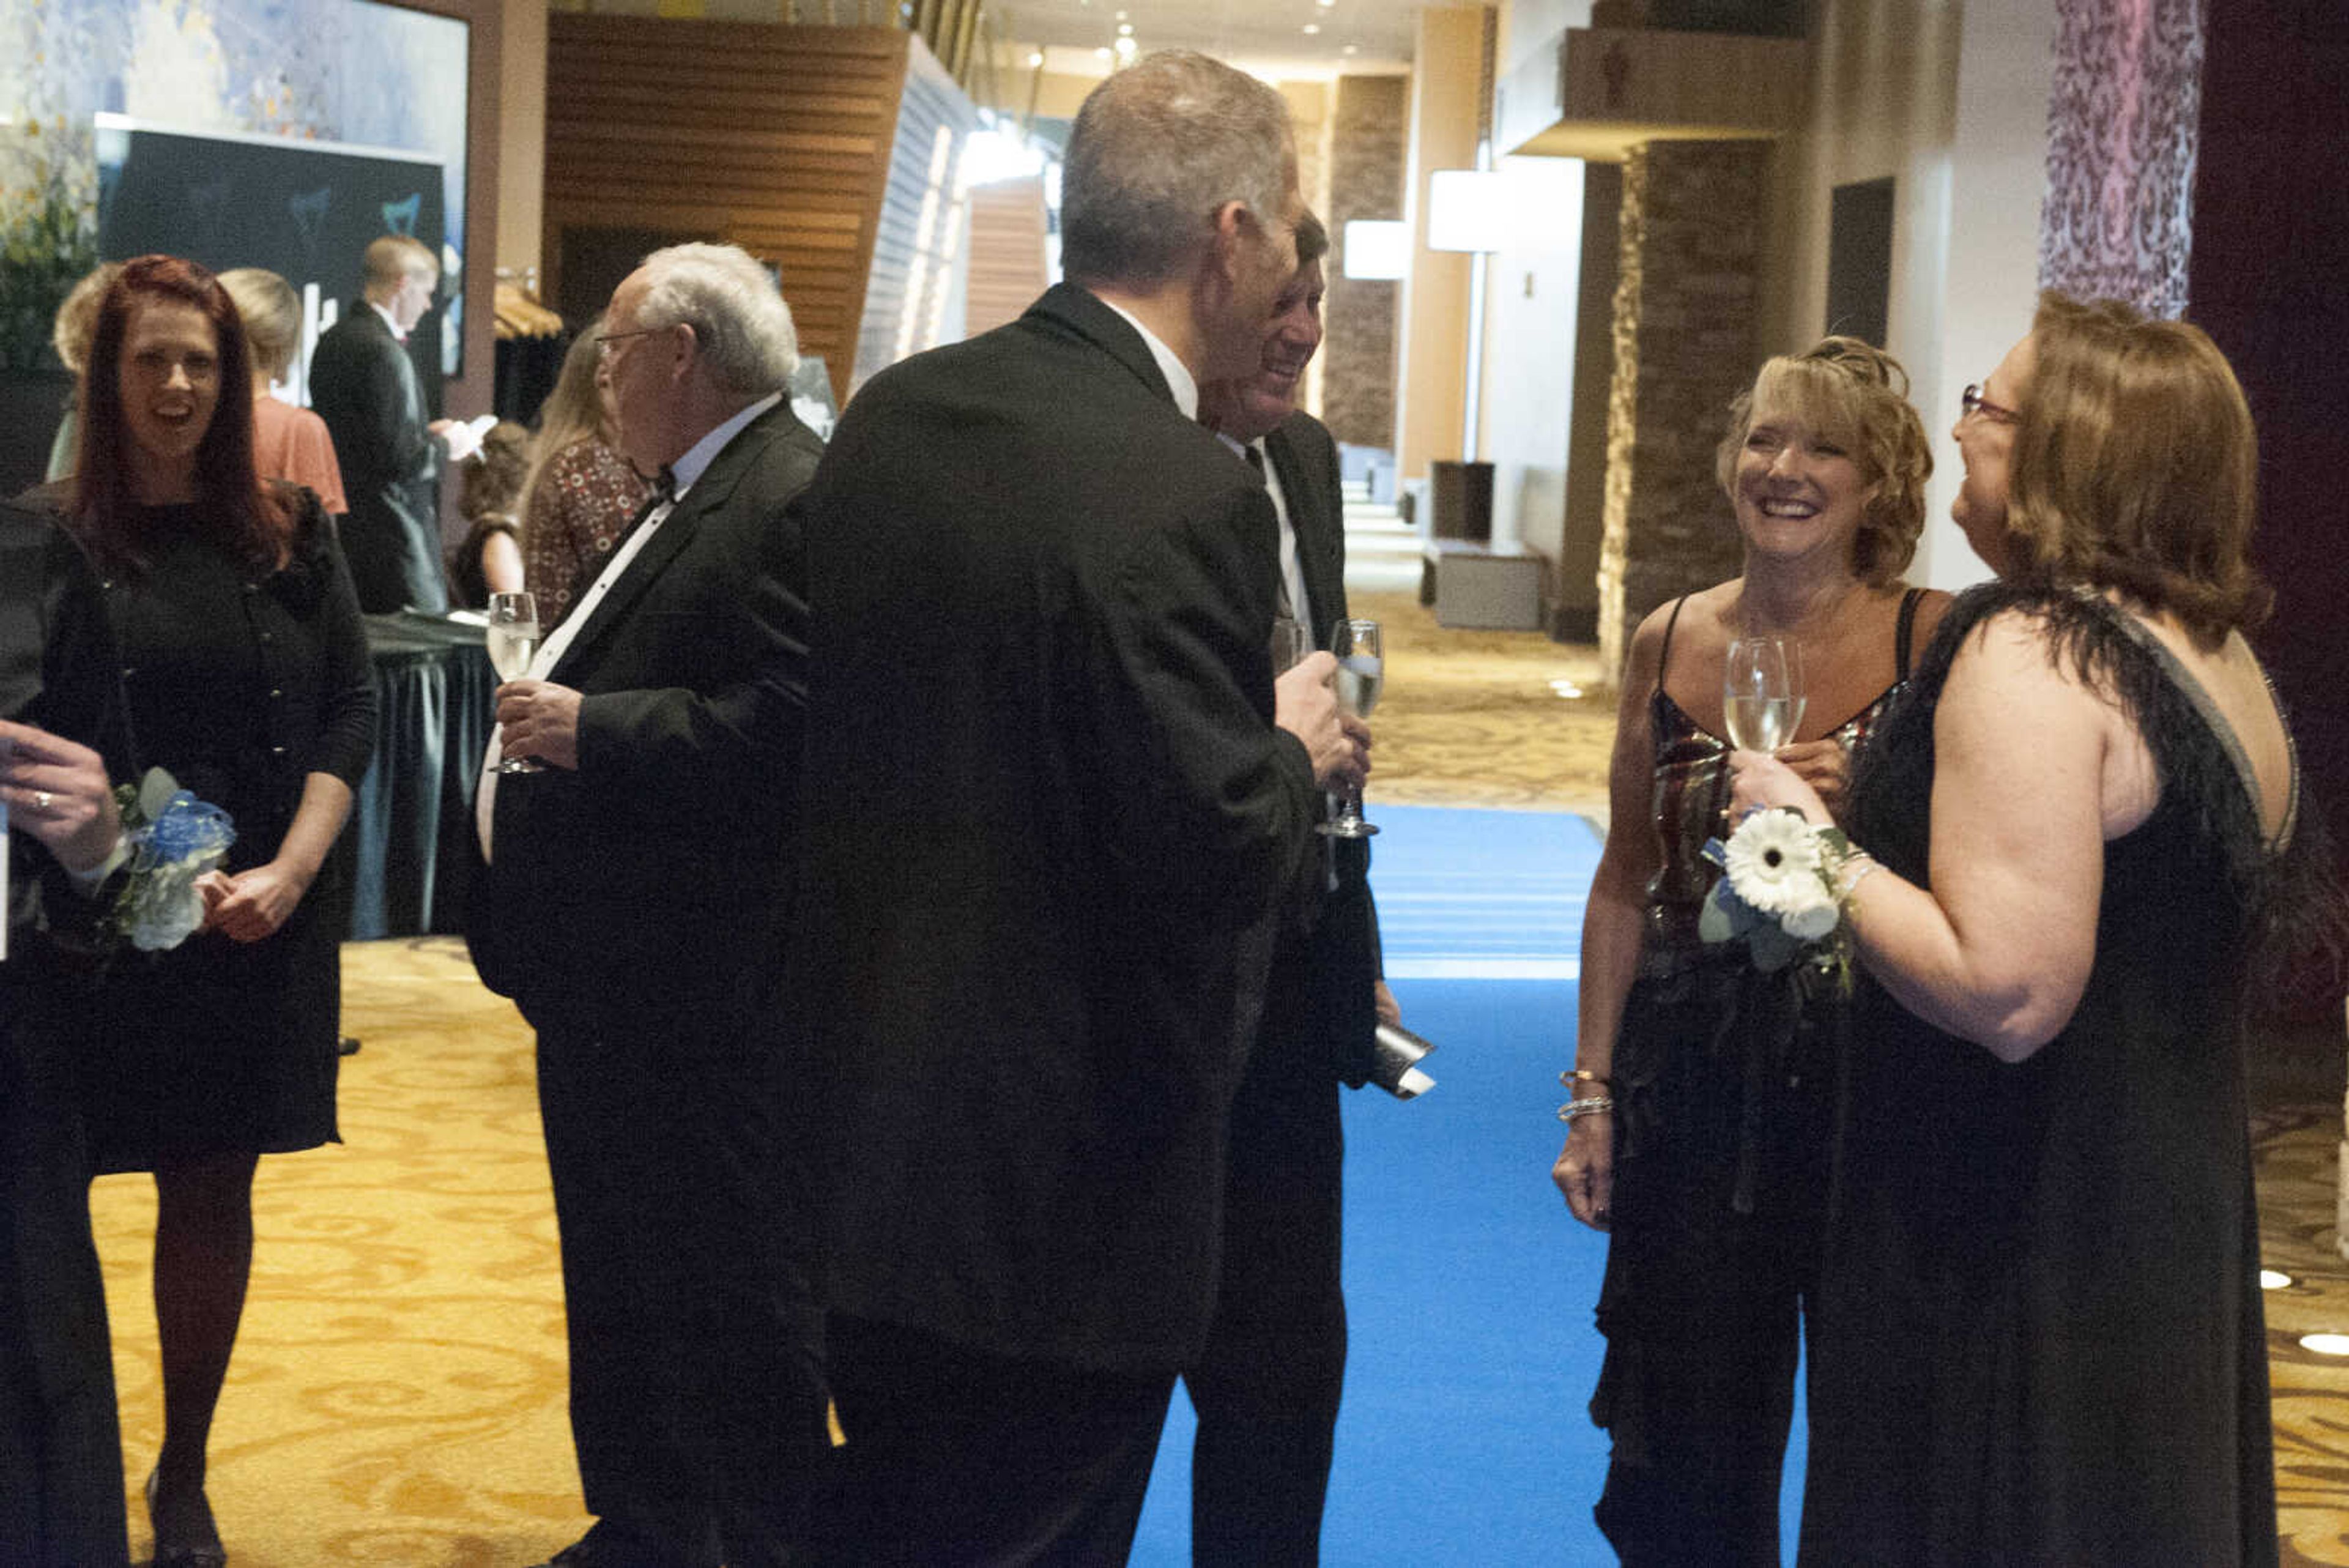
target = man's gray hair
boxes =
[636,242,800,397]
[1061,51,1294,289]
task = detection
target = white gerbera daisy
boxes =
[1721,808,1825,918]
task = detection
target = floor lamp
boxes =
[1425,162,1510,538]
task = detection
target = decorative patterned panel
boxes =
[2039,0,2204,319]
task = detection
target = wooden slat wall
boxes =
[850,42,979,395]
[543,16,912,407]
[963,176,1048,337]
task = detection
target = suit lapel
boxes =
[1265,422,1348,644]
[547,409,770,680]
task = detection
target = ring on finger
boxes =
[32,789,52,810]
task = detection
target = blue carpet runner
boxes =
[1130,805,1807,1566]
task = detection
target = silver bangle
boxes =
[1557,1095,1615,1123]
[1838,849,1884,901]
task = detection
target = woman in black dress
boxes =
[40,255,376,1567]
[1735,294,2317,1563]
[1550,338,1948,1563]
[0,503,133,1567]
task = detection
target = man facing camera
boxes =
[1186,214,1401,1564]
[308,234,456,612]
[466,242,827,1568]
[788,49,1364,1566]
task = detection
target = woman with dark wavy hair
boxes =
[1736,294,2327,1563]
[24,254,376,1568]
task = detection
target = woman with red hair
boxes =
[24,255,375,1567]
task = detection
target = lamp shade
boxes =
[1426,168,1511,255]
[1341,219,1411,281]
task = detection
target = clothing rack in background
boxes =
[491,268,569,423]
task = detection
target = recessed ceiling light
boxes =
[1112,35,1137,54]
[1301,21,1319,32]
[1341,43,1358,54]
[1094,44,1111,56]
[2300,1332,2349,1356]
[2263,1269,2293,1290]
[1317,0,1337,8]
[1117,21,1132,34]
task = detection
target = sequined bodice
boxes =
[1643,590,1922,953]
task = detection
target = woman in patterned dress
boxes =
[518,321,649,629]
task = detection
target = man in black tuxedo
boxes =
[789,50,1365,1566]
[1187,218,1401,1564]
[308,234,455,612]
[466,242,828,1568]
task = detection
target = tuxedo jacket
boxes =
[308,303,447,612]
[785,282,1324,1375]
[1260,412,1381,1090]
[466,401,823,1036]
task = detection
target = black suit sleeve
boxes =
[1089,492,1319,919]
[573,450,812,816]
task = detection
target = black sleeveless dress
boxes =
[1799,583,2284,1566]
[1589,589,1922,1566]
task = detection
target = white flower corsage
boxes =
[111,767,236,952]
[1699,806,1861,979]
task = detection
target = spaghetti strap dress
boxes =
[1590,587,1923,1566]
[1799,582,2285,1567]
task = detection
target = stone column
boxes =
[1324,74,1408,451]
[1597,138,1767,677]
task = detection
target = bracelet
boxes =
[1556,1096,1615,1123]
[1559,1067,1610,1090]
[1838,848,1884,901]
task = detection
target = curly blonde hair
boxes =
[1714,336,1932,587]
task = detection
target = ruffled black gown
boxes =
[1800,583,2286,1566]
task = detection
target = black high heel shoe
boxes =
[144,1468,228,1568]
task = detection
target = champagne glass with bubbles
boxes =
[1724,636,1806,753]
[486,591,544,775]
[1320,618,1382,839]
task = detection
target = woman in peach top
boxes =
[218,269,347,516]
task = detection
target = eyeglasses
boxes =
[1961,383,2021,425]
[595,326,661,358]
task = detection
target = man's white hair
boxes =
[636,242,800,397]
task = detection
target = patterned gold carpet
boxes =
[85,589,2349,1563]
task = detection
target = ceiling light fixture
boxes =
[1117,21,1132,34]
[2300,1333,2349,1356]
[2262,1269,2293,1290]
[1301,22,1319,32]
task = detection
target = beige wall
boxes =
[498,0,548,280]
[1763,0,2055,591]
[1393,5,1486,481]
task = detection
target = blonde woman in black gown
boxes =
[1552,338,1948,1563]
[1734,294,2317,1564]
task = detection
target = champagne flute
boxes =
[1271,615,1309,675]
[1320,618,1382,839]
[1723,636,1806,752]
[486,591,544,775]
